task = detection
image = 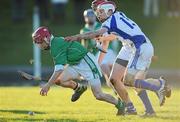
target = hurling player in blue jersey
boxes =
[65,0,171,116]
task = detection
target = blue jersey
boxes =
[102,11,150,49]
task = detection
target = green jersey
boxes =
[80,22,121,55]
[80,22,101,55]
[50,37,88,65]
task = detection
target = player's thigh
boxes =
[101,49,117,65]
[124,43,152,85]
[117,45,133,61]
[128,43,154,71]
[73,53,102,84]
[110,62,127,81]
[138,43,153,70]
[110,45,132,80]
[58,66,79,82]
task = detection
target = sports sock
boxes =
[138,90,154,113]
[73,83,80,91]
[126,102,136,112]
[134,79,161,91]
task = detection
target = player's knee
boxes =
[110,78,117,86]
[123,74,135,87]
[124,90,129,97]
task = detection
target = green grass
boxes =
[0,87,180,122]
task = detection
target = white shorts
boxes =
[116,45,133,61]
[96,49,117,65]
[127,42,154,72]
[61,53,102,86]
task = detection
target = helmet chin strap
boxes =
[41,37,50,50]
[44,46,50,50]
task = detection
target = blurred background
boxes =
[0,0,179,86]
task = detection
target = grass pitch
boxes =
[0,87,180,122]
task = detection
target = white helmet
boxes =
[97,1,116,16]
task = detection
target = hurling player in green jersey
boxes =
[80,9,101,55]
[80,9,122,76]
[32,26,126,115]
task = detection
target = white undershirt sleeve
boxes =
[54,64,64,72]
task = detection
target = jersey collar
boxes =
[50,35,54,47]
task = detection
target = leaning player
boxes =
[65,0,171,115]
[90,0,169,117]
[91,0,170,116]
[32,26,126,115]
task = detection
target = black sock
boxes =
[73,83,79,90]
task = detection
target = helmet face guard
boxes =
[36,42,50,50]
[95,1,116,22]
[97,1,116,14]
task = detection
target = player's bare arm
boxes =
[96,34,117,42]
[96,34,117,64]
[97,39,109,64]
[65,28,108,41]
[40,70,62,96]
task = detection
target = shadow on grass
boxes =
[157,111,178,114]
[0,109,45,114]
[0,118,77,122]
[152,116,180,120]
[141,114,180,120]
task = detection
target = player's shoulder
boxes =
[118,11,129,18]
[111,11,129,19]
[51,36,65,45]
[102,12,118,25]
[53,36,64,41]
[102,17,111,26]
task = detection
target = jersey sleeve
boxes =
[102,32,109,37]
